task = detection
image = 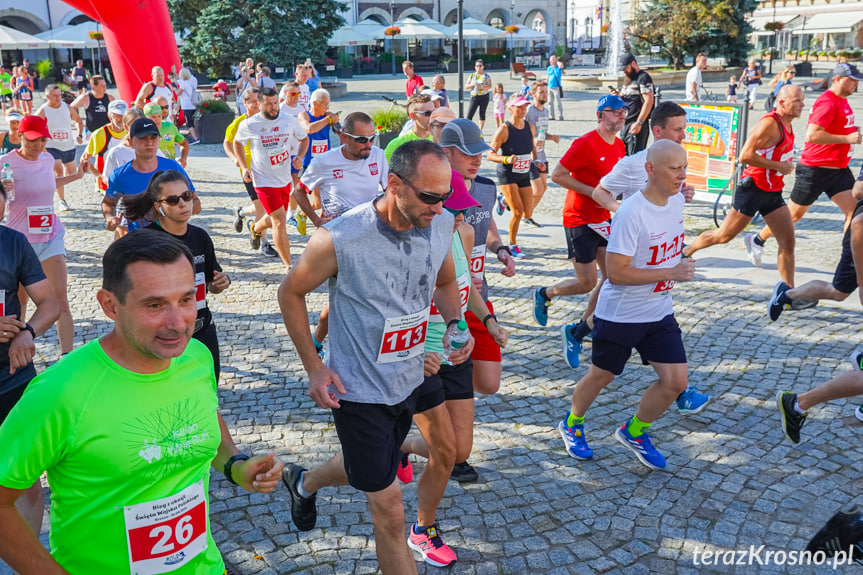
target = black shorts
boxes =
[76,81,89,91]
[415,371,446,413]
[47,147,76,164]
[183,109,196,129]
[530,161,548,181]
[832,200,863,294]
[243,179,258,201]
[592,314,687,376]
[0,383,27,425]
[565,223,609,263]
[496,165,532,188]
[732,180,786,218]
[192,320,220,381]
[331,388,420,492]
[789,164,855,206]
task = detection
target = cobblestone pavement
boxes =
[3,75,863,575]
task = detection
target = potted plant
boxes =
[337,52,353,79]
[193,99,235,144]
[818,51,828,61]
[370,108,409,150]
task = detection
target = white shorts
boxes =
[30,229,66,262]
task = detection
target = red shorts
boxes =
[464,300,502,362]
[254,185,292,214]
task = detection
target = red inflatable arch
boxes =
[63,0,181,104]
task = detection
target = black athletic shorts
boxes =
[0,383,28,425]
[415,370,446,414]
[733,180,786,218]
[243,179,258,202]
[565,223,609,263]
[331,388,419,492]
[790,164,855,206]
[496,165,532,188]
[530,161,548,181]
[47,147,76,164]
[832,200,863,294]
[592,314,687,376]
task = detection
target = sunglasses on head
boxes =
[413,110,433,117]
[158,191,194,205]
[444,206,468,216]
[395,173,453,205]
[344,133,373,144]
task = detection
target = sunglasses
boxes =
[413,110,434,117]
[158,191,194,205]
[343,133,373,144]
[287,91,301,96]
[395,173,453,205]
[430,121,446,129]
[444,206,468,216]
[160,105,170,110]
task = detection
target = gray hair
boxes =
[310,88,330,104]
[179,67,192,80]
[242,87,260,102]
[44,83,59,93]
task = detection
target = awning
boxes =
[747,14,798,36]
[0,25,50,49]
[792,12,863,35]
[328,25,378,46]
[372,18,447,40]
[444,18,507,40]
[35,23,99,48]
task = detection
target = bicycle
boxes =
[380,95,406,109]
[695,86,719,102]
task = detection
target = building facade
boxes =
[749,0,863,53]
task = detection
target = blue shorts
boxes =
[591,314,686,376]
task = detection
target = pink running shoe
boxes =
[408,524,457,567]
[396,452,413,483]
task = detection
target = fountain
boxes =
[605,0,625,77]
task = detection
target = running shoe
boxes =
[561,324,582,369]
[768,281,790,322]
[396,452,413,484]
[776,391,807,444]
[790,298,818,311]
[188,138,200,145]
[247,219,261,251]
[287,215,299,230]
[313,339,326,361]
[558,418,593,459]
[615,423,666,470]
[510,245,526,259]
[676,386,712,415]
[495,193,506,216]
[408,524,457,567]
[296,212,308,236]
[281,463,317,531]
[806,504,863,565]
[233,206,245,233]
[523,216,542,228]
[851,349,863,372]
[744,233,762,267]
[261,242,279,258]
[450,461,479,483]
[59,200,70,212]
[533,287,550,326]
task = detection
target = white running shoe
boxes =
[744,233,762,267]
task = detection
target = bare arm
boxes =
[740,116,794,174]
[0,486,68,575]
[460,223,507,347]
[177,139,189,167]
[433,251,474,364]
[212,414,283,493]
[486,218,516,277]
[806,122,862,146]
[291,183,328,227]
[134,82,151,110]
[69,106,84,140]
[223,137,238,163]
[605,251,695,286]
[486,125,510,164]
[55,155,87,188]
[551,162,594,196]
[592,184,621,213]
[637,91,654,124]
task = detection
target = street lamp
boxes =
[570,1,576,53]
[390,0,396,76]
[510,0,516,62]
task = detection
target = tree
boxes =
[630,0,756,69]
[168,0,347,78]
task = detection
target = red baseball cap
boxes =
[17,115,52,139]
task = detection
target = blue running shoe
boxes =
[676,386,712,415]
[558,418,593,460]
[495,193,506,216]
[533,288,550,326]
[561,324,582,369]
[288,215,299,229]
[615,423,666,470]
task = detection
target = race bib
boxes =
[268,149,290,167]
[51,131,70,141]
[194,272,206,311]
[512,154,532,174]
[470,244,486,279]
[651,280,676,297]
[124,480,208,575]
[27,206,54,235]
[429,272,471,320]
[311,139,329,156]
[0,289,4,316]
[587,221,611,239]
[377,308,429,364]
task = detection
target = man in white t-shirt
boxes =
[279,80,304,118]
[37,84,84,211]
[686,53,707,101]
[558,140,710,471]
[283,65,310,111]
[233,87,308,271]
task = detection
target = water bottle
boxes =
[444,320,470,362]
[115,195,125,219]
[1,163,13,202]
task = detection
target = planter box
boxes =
[337,67,353,78]
[375,131,400,150]
[194,112,235,144]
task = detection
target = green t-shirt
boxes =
[0,338,224,575]
[159,120,185,159]
[427,230,471,355]
[384,130,432,162]
[0,72,11,96]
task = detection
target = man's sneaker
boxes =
[396,452,413,483]
[523,216,542,228]
[558,418,593,460]
[261,242,279,258]
[247,219,261,250]
[495,193,506,216]
[776,391,807,444]
[768,281,791,322]
[615,423,666,470]
[790,298,817,311]
[561,324,582,369]
[408,524,457,567]
[450,461,478,483]
[296,212,308,236]
[744,233,762,267]
[287,215,299,229]
[188,138,200,145]
[510,245,526,259]
[806,504,863,564]
[281,463,317,531]
[233,206,245,233]
[533,287,550,326]
[59,200,70,211]
[676,386,712,415]
[851,349,863,372]
[856,405,863,423]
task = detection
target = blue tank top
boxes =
[303,112,331,166]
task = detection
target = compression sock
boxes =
[538,287,550,302]
[627,414,652,438]
[566,412,585,427]
[754,235,766,247]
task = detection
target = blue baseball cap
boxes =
[597,94,626,112]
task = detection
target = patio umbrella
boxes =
[372,18,446,40]
[509,27,550,42]
[444,17,506,40]
[328,25,378,47]
[0,25,51,66]
[35,23,97,48]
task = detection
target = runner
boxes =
[522,81,561,228]
[384,94,434,161]
[488,95,535,259]
[617,53,655,156]
[36,84,84,211]
[428,107,456,144]
[71,59,90,95]
[532,95,626,368]
[84,99,128,195]
[69,74,113,135]
[295,111,389,358]
[0,67,12,113]
[278,140,469,574]
[279,80,304,118]
[0,109,22,154]
[0,230,283,574]
[101,108,157,180]
[278,80,307,230]
[297,89,338,229]
[135,66,179,121]
[683,85,805,289]
[778,369,863,444]
[284,64,310,111]
[747,63,863,266]
[144,98,188,166]
[234,87,308,271]
[558,140,710,470]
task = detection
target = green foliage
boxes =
[168,0,347,78]
[555,45,566,59]
[370,108,409,133]
[36,59,51,79]
[196,99,233,116]
[379,52,407,66]
[337,51,352,68]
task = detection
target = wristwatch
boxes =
[23,323,35,339]
[636,120,644,126]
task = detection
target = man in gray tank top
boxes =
[278,140,473,574]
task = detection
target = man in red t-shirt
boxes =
[403,61,424,99]
[535,94,625,367]
[749,63,863,262]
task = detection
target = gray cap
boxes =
[439,118,492,156]
[832,63,863,81]
[108,99,129,115]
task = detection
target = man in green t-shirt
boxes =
[384,93,434,162]
[0,67,12,113]
[0,230,284,575]
[145,97,189,166]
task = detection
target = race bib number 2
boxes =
[27,206,54,235]
[377,308,429,364]
[124,480,208,574]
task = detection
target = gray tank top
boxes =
[463,176,496,301]
[326,200,454,405]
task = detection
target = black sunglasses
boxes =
[159,191,194,205]
[413,110,434,117]
[160,105,170,110]
[395,173,453,205]
[343,133,373,144]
